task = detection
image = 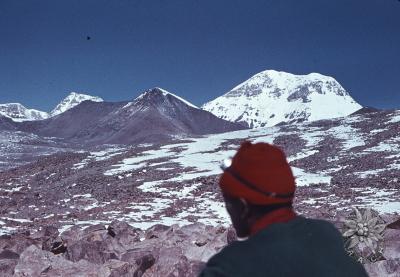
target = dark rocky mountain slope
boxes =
[0,115,17,131]
[81,87,246,144]
[19,100,128,141]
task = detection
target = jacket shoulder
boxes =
[200,240,256,276]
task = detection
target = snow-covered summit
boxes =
[132,87,199,109]
[202,70,362,128]
[0,103,49,122]
[50,92,104,116]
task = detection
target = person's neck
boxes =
[250,207,296,235]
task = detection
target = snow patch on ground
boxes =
[117,199,194,230]
[365,138,400,153]
[104,147,174,175]
[73,146,127,170]
[328,124,365,150]
[388,112,400,123]
[353,187,400,214]
[0,226,18,236]
[0,217,32,223]
[355,169,388,178]
[195,197,229,226]
[105,127,285,181]
[292,167,332,186]
[288,150,319,162]
[298,127,325,147]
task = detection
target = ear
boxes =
[239,198,250,219]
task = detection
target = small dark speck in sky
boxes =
[86,36,91,40]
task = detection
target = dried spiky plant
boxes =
[342,207,386,263]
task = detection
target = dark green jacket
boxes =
[200,216,368,277]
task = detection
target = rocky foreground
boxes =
[1,217,399,277]
[0,221,233,277]
[0,109,399,276]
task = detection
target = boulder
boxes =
[30,226,59,240]
[107,220,141,250]
[102,235,129,258]
[13,245,111,277]
[29,226,60,252]
[0,258,18,277]
[364,258,400,277]
[103,259,136,277]
[143,247,204,277]
[121,249,155,275]
[386,218,400,230]
[383,229,400,260]
[60,225,84,245]
[83,224,106,234]
[144,224,170,239]
[10,219,400,276]
[107,220,141,238]
[65,240,117,264]
[0,249,19,260]
[50,239,68,255]
[0,233,39,255]
[177,223,229,262]
[0,249,20,277]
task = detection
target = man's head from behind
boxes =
[219,141,296,238]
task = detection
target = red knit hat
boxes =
[219,141,296,205]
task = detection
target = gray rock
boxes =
[0,250,20,277]
[0,233,38,255]
[103,259,136,277]
[60,225,84,245]
[83,223,106,235]
[383,229,400,260]
[120,249,155,276]
[108,220,140,238]
[0,250,19,260]
[107,220,142,250]
[2,219,398,276]
[387,218,400,230]
[0,258,18,277]
[102,235,129,258]
[144,224,170,239]
[65,240,117,264]
[30,225,59,240]
[364,258,400,277]
[13,245,111,277]
[144,247,203,277]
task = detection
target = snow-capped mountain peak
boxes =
[50,92,104,116]
[202,70,362,128]
[0,103,49,122]
[228,70,348,98]
[132,87,199,109]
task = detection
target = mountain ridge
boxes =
[50,92,104,116]
[73,87,245,144]
[0,103,49,122]
[0,92,104,121]
[14,87,245,145]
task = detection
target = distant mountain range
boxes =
[0,92,103,121]
[11,88,244,145]
[0,70,365,144]
[0,103,48,122]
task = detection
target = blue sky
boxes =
[0,0,399,111]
